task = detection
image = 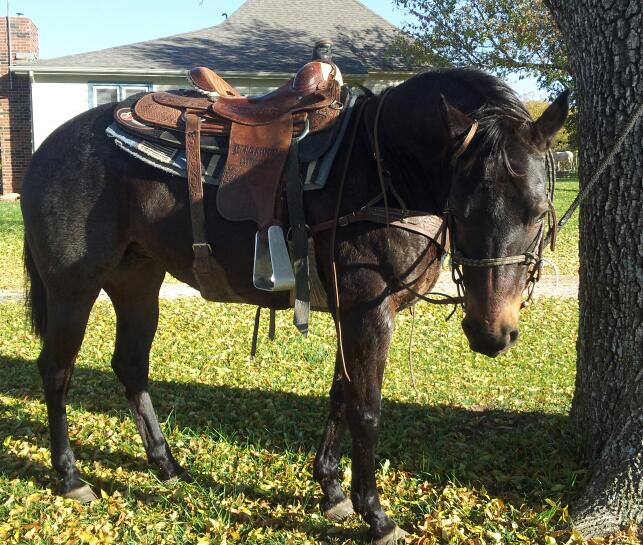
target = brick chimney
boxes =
[0,17,39,195]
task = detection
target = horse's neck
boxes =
[378,124,451,215]
[329,95,452,217]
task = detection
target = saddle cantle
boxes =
[187,66,241,98]
[111,53,346,334]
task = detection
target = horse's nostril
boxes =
[508,329,519,345]
[461,320,473,336]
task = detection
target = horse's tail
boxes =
[24,237,47,339]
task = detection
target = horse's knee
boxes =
[348,408,380,442]
[111,353,148,396]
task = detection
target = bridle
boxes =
[313,84,641,381]
[314,87,558,380]
[370,87,559,311]
[445,150,558,310]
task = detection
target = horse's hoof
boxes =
[63,484,98,503]
[373,525,409,545]
[323,497,354,521]
[164,470,193,484]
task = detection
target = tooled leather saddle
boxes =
[112,53,346,334]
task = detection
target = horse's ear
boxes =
[439,94,475,141]
[532,90,570,150]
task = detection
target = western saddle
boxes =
[119,46,345,334]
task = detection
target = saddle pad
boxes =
[216,116,293,227]
[106,123,226,184]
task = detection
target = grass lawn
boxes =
[0,202,25,290]
[2,176,624,544]
[0,295,604,545]
[544,177,580,277]
[0,176,580,291]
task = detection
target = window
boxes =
[90,83,152,107]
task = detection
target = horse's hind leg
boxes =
[37,291,101,502]
[104,258,188,481]
[313,354,354,520]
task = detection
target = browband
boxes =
[453,121,479,159]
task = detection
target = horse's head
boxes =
[440,90,569,357]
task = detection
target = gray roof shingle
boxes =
[31,0,410,74]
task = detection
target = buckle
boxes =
[192,243,212,258]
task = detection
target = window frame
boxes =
[88,82,153,107]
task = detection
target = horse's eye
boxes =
[532,210,548,224]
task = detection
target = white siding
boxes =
[31,81,89,150]
[28,72,408,151]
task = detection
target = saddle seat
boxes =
[211,61,344,128]
[133,60,342,137]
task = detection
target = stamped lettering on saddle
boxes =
[109,46,347,333]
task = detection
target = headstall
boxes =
[369,87,558,312]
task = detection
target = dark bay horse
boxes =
[21,68,568,544]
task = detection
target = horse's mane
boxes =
[449,69,535,176]
[414,68,535,177]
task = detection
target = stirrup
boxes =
[253,226,296,292]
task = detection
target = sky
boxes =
[10,0,544,99]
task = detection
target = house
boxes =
[3,0,414,195]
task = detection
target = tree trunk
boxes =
[542,0,642,537]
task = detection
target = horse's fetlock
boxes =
[313,455,338,482]
[52,449,77,475]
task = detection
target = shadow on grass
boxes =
[0,355,586,510]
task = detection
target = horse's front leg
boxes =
[342,303,409,544]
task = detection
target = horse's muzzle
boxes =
[461,318,520,357]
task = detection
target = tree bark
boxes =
[542,0,642,537]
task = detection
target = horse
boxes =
[20,68,568,544]
[554,150,575,170]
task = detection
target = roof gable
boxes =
[31,0,410,74]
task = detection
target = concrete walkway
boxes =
[0,273,578,303]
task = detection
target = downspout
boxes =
[29,70,34,152]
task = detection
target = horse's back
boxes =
[24,103,120,196]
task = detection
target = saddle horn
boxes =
[312,40,333,61]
